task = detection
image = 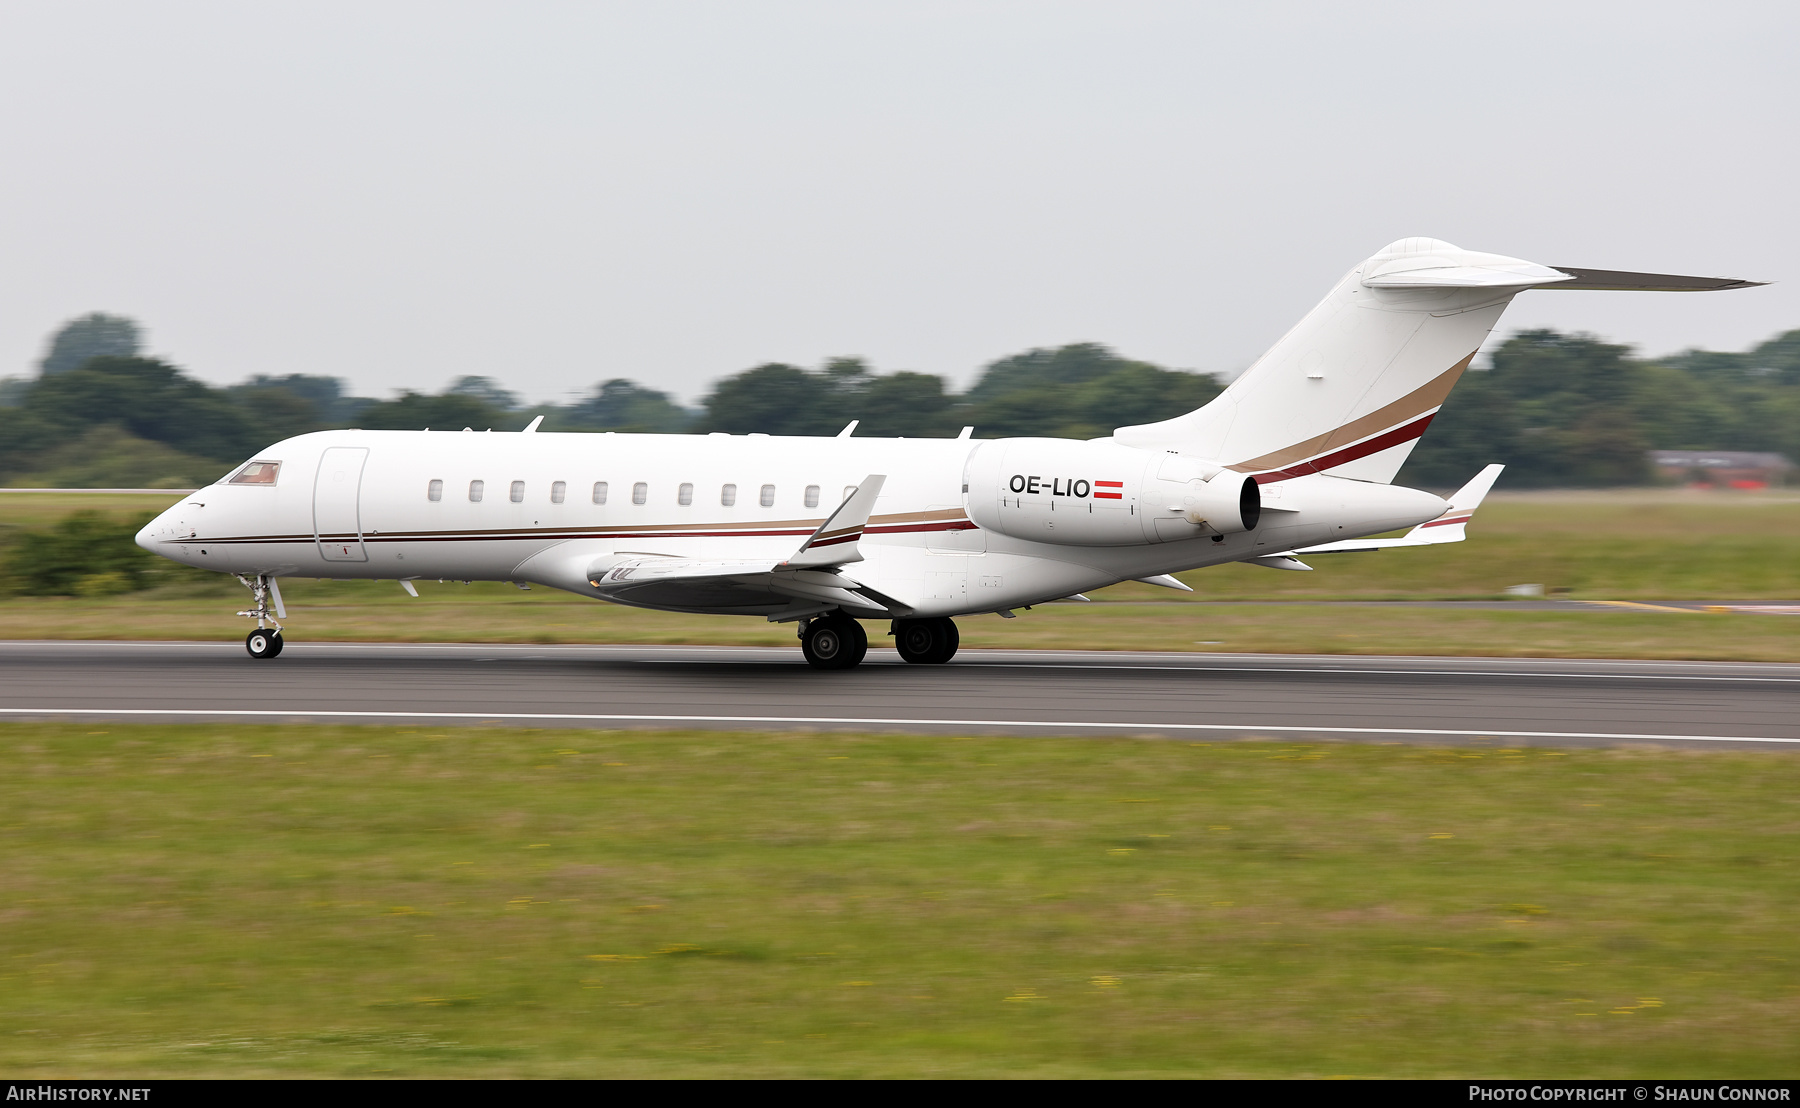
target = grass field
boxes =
[5,586,1800,661]
[1,723,1794,1077]
[1,490,1796,660]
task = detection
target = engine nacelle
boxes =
[963,438,1260,546]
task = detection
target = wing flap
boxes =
[587,555,910,618]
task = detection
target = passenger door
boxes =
[314,447,369,562]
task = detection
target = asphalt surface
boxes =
[1,640,1796,750]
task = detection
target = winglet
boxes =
[782,475,886,568]
[1286,463,1504,555]
[1403,462,1504,544]
[522,415,545,433]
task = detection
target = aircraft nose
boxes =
[136,504,176,552]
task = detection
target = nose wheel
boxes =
[893,617,959,664]
[245,627,284,658]
[800,613,868,670]
[235,573,288,658]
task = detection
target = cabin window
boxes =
[804,485,820,508]
[550,480,566,504]
[721,483,737,507]
[427,479,443,502]
[678,482,694,506]
[469,480,485,502]
[759,484,775,507]
[843,485,857,501]
[592,481,608,505]
[632,482,648,505]
[510,480,525,503]
[228,460,281,485]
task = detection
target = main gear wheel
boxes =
[893,617,959,664]
[800,613,869,670]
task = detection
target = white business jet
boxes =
[136,239,1760,667]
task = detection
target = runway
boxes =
[1,640,1796,750]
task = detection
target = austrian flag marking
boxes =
[1094,480,1124,500]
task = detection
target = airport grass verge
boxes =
[0,584,1797,661]
[1,722,1795,1077]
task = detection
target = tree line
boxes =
[1406,328,1800,487]
[1,311,1796,489]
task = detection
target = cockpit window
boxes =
[227,460,281,485]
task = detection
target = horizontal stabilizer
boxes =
[784,474,886,568]
[1363,264,1571,290]
[1542,267,1767,292]
[1287,463,1504,555]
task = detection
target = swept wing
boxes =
[585,475,910,619]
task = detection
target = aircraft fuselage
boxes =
[137,428,1446,619]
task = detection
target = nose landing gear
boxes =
[235,574,287,659]
[799,612,868,670]
[893,617,960,664]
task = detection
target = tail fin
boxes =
[1114,239,1758,484]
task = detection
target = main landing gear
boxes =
[235,574,285,659]
[892,617,959,665]
[799,612,867,670]
[797,614,961,669]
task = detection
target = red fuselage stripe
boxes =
[1252,413,1436,484]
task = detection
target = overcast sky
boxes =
[1,1,1794,404]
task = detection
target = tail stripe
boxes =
[1226,353,1474,475]
[1251,413,1437,484]
[1419,511,1476,528]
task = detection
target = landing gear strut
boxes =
[893,617,959,664]
[800,612,868,670]
[235,574,286,659]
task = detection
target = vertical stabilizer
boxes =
[1115,239,1571,483]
